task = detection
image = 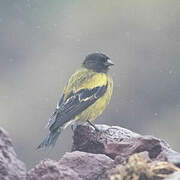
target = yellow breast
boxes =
[76,75,113,123]
[63,67,113,123]
[64,67,107,99]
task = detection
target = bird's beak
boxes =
[105,59,114,66]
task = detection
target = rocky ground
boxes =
[0,125,180,180]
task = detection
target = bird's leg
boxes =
[87,120,100,132]
[71,124,76,131]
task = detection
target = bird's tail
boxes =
[37,129,61,149]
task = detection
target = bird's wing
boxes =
[47,67,108,131]
[49,83,108,131]
[46,94,64,128]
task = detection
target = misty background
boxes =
[0,0,180,168]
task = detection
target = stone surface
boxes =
[27,159,81,180]
[59,151,114,180]
[0,128,26,180]
[27,151,114,180]
[1,124,180,180]
[72,124,180,167]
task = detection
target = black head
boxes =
[83,53,114,73]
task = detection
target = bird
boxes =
[37,52,114,149]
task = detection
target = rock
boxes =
[27,151,114,180]
[72,124,180,166]
[27,159,81,180]
[0,128,26,180]
[1,124,180,180]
